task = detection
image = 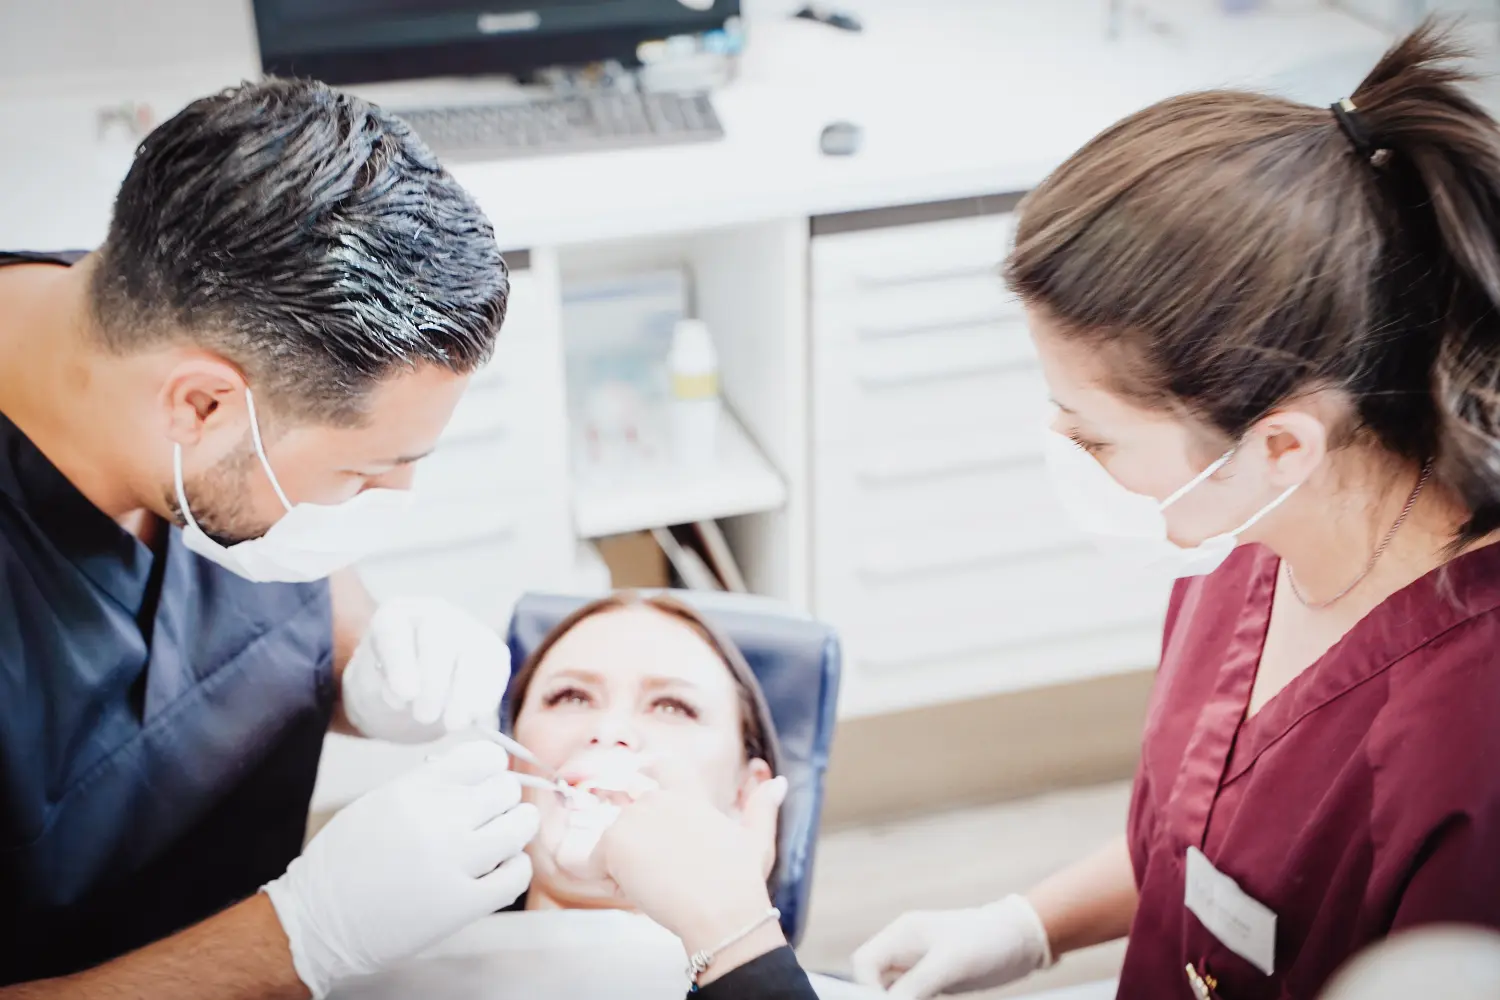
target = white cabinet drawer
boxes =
[412,427,532,503]
[812,213,1016,296]
[428,259,569,499]
[445,323,557,443]
[813,272,1023,352]
[820,311,1036,386]
[359,527,529,628]
[433,337,559,464]
[807,208,1169,704]
[811,210,1038,449]
[815,350,1049,448]
[827,546,1170,677]
[468,263,545,389]
[814,445,1076,568]
[357,499,573,629]
[445,259,561,435]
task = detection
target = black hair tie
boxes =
[1331,97,1376,160]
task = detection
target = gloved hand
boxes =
[341,597,511,743]
[851,895,1054,999]
[263,742,538,998]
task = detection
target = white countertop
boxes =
[0,0,1394,252]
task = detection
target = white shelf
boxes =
[572,410,787,539]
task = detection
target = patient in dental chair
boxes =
[509,591,782,912]
[331,592,868,1000]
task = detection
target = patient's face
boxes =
[512,605,773,909]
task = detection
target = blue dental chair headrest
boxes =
[504,591,842,947]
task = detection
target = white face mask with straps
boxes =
[173,389,413,584]
[1043,429,1300,579]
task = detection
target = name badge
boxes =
[1184,846,1277,975]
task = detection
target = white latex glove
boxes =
[263,742,538,998]
[341,597,511,743]
[851,895,1054,999]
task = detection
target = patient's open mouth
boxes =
[557,748,660,807]
[548,748,662,877]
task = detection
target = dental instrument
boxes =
[474,728,593,806]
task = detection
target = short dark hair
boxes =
[90,77,507,424]
[1005,20,1500,546]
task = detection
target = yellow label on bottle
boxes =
[672,371,719,400]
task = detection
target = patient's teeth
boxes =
[555,801,623,878]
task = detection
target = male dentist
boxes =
[0,78,536,998]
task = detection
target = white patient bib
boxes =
[328,909,877,999]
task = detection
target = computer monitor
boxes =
[251,0,743,86]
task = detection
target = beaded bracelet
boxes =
[686,907,782,991]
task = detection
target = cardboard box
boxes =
[594,531,671,589]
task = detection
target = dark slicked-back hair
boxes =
[90,77,507,424]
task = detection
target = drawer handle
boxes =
[858,619,1155,674]
[855,312,1024,343]
[856,453,1043,488]
[856,357,1037,391]
[854,263,999,291]
[856,540,1095,584]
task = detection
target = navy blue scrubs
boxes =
[0,252,336,984]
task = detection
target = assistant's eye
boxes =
[542,686,592,708]
[651,696,700,720]
[1068,432,1109,456]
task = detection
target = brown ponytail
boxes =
[1004,19,1500,544]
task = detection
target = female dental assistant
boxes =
[594,23,1500,1000]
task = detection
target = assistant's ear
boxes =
[1255,406,1331,489]
[159,356,249,449]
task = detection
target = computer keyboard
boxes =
[396,91,724,162]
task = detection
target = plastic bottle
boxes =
[667,318,720,467]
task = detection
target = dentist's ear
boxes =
[159,355,249,448]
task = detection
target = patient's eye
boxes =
[542,686,592,708]
[652,696,700,720]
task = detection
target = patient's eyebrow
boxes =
[639,674,705,692]
[542,667,606,686]
[539,667,709,694]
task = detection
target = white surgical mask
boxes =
[1044,429,1299,579]
[173,389,413,583]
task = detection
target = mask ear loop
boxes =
[172,444,210,535]
[244,389,295,513]
[1158,451,1235,512]
[1225,481,1301,537]
[1156,446,1303,534]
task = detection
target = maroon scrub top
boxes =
[1121,541,1500,999]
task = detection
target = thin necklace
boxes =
[1284,460,1433,611]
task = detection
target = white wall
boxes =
[1333,0,1500,27]
[0,0,256,91]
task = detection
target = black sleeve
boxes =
[692,947,819,1000]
